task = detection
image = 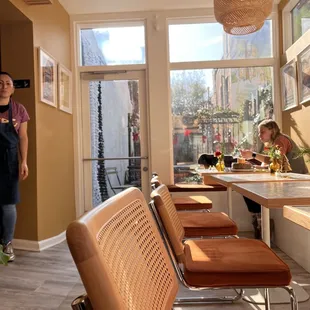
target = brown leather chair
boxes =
[150,184,298,309]
[151,184,238,237]
[67,187,178,310]
[150,176,212,211]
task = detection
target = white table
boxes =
[231,182,310,246]
[209,173,310,219]
[198,168,268,185]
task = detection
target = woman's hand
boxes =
[240,150,252,159]
[20,161,29,180]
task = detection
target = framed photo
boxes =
[38,47,57,107]
[58,64,72,114]
[297,45,310,105]
[280,59,298,111]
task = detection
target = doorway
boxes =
[80,70,149,210]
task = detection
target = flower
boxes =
[214,151,222,157]
[214,150,224,163]
[267,145,282,161]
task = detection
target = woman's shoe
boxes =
[3,242,15,262]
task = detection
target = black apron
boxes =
[0,101,20,205]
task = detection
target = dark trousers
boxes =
[0,204,17,244]
[243,197,261,213]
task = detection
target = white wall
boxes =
[271,209,310,273]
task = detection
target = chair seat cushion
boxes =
[183,239,291,287]
[178,212,237,237]
[173,196,212,211]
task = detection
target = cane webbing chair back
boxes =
[67,187,178,310]
[151,184,185,260]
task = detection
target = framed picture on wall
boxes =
[280,59,298,111]
[58,64,72,114]
[38,47,57,107]
[297,44,310,105]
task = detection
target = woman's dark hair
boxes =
[0,71,14,83]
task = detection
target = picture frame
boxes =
[297,44,310,105]
[58,64,72,114]
[280,59,298,111]
[38,47,57,107]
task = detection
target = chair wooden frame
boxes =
[149,188,298,309]
[67,187,178,310]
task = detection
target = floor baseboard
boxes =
[13,231,66,252]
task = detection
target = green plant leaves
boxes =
[0,245,10,266]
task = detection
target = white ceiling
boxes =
[59,0,282,15]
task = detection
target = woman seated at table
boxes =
[241,119,308,239]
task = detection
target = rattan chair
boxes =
[150,185,298,309]
[67,187,178,310]
[151,184,238,238]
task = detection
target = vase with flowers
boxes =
[268,145,282,173]
[214,150,225,172]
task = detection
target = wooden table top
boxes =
[209,173,310,187]
[283,206,310,231]
[231,181,310,208]
[198,169,268,176]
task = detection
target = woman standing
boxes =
[241,119,308,239]
[0,72,29,261]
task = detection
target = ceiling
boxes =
[59,0,282,15]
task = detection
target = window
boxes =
[291,0,310,43]
[169,20,272,63]
[171,67,273,182]
[80,23,146,66]
[169,18,275,183]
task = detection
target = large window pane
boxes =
[169,21,272,62]
[80,25,145,66]
[171,68,273,183]
[291,0,310,43]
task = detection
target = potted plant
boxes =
[0,245,10,266]
[295,147,310,162]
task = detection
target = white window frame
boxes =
[282,0,300,51]
[71,9,280,216]
[76,20,147,68]
[167,12,281,128]
[72,18,148,216]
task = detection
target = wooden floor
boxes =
[0,237,309,309]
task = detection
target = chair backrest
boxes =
[150,176,162,190]
[67,187,178,310]
[151,184,185,261]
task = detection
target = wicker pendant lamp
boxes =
[214,0,273,35]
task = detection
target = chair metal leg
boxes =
[71,294,93,310]
[283,286,299,310]
[174,289,244,305]
[264,288,270,310]
[243,286,298,308]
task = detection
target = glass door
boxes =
[81,71,149,210]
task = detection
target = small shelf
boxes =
[283,206,310,231]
